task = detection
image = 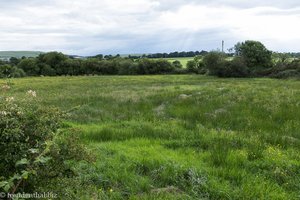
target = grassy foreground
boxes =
[2,75,300,199]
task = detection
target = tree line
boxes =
[186,40,300,78]
[0,40,299,79]
[0,53,185,78]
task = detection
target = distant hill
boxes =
[0,51,43,60]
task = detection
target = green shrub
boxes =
[186,60,198,73]
[0,84,93,195]
[172,60,183,69]
[39,129,95,179]
[269,59,300,78]
[0,87,62,193]
[186,58,206,74]
[221,57,249,77]
[137,59,175,74]
[271,70,300,79]
[0,65,26,78]
[203,52,226,76]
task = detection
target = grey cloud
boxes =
[0,0,299,55]
[203,0,300,9]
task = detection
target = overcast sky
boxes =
[0,0,299,55]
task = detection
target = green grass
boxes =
[1,75,300,199]
[166,57,193,68]
[0,51,42,59]
[153,57,194,68]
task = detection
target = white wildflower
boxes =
[5,97,15,102]
[27,90,37,97]
[0,111,7,116]
[1,84,10,90]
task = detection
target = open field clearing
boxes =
[0,51,42,59]
[166,57,193,67]
[157,57,194,68]
[2,75,300,199]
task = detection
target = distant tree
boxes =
[60,59,82,75]
[39,63,56,76]
[203,51,226,76]
[17,58,39,76]
[104,55,113,59]
[37,52,67,67]
[234,40,272,70]
[37,52,68,75]
[94,54,104,59]
[9,57,21,66]
[118,59,137,75]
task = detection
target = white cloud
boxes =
[0,0,299,55]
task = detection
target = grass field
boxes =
[153,57,194,68]
[166,57,193,68]
[2,75,300,199]
[0,51,42,59]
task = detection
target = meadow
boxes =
[2,75,300,199]
[164,57,193,68]
[0,51,42,59]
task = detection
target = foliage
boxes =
[202,51,226,76]
[0,65,26,78]
[270,59,300,79]
[220,57,249,77]
[186,57,206,74]
[234,40,273,72]
[0,88,62,193]
[140,50,208,59]
[137,59,175,74]
[1,52,178,77]
[172,60,183,69]
[17,58,39,76]
[1,42,299,78]
[0,83,92,195]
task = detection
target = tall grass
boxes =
[2,75,300,199]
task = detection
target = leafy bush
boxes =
[271,70,300,79]
[221,57,249,77]
[269,59,300,78]
[187,60,197,73]
[172,60,183,69]
[137,59,175,74]
[187,57,206,74]
[0,84,93,195]
[0,65,26,78]
[203,51,226,76]
[0,87,62,193]
[118,59,138,75]
[38,129,95,179]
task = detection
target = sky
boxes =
[0,0,300,55]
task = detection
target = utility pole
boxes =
[222,40,224,53]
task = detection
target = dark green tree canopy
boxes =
[234,40,272,69]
